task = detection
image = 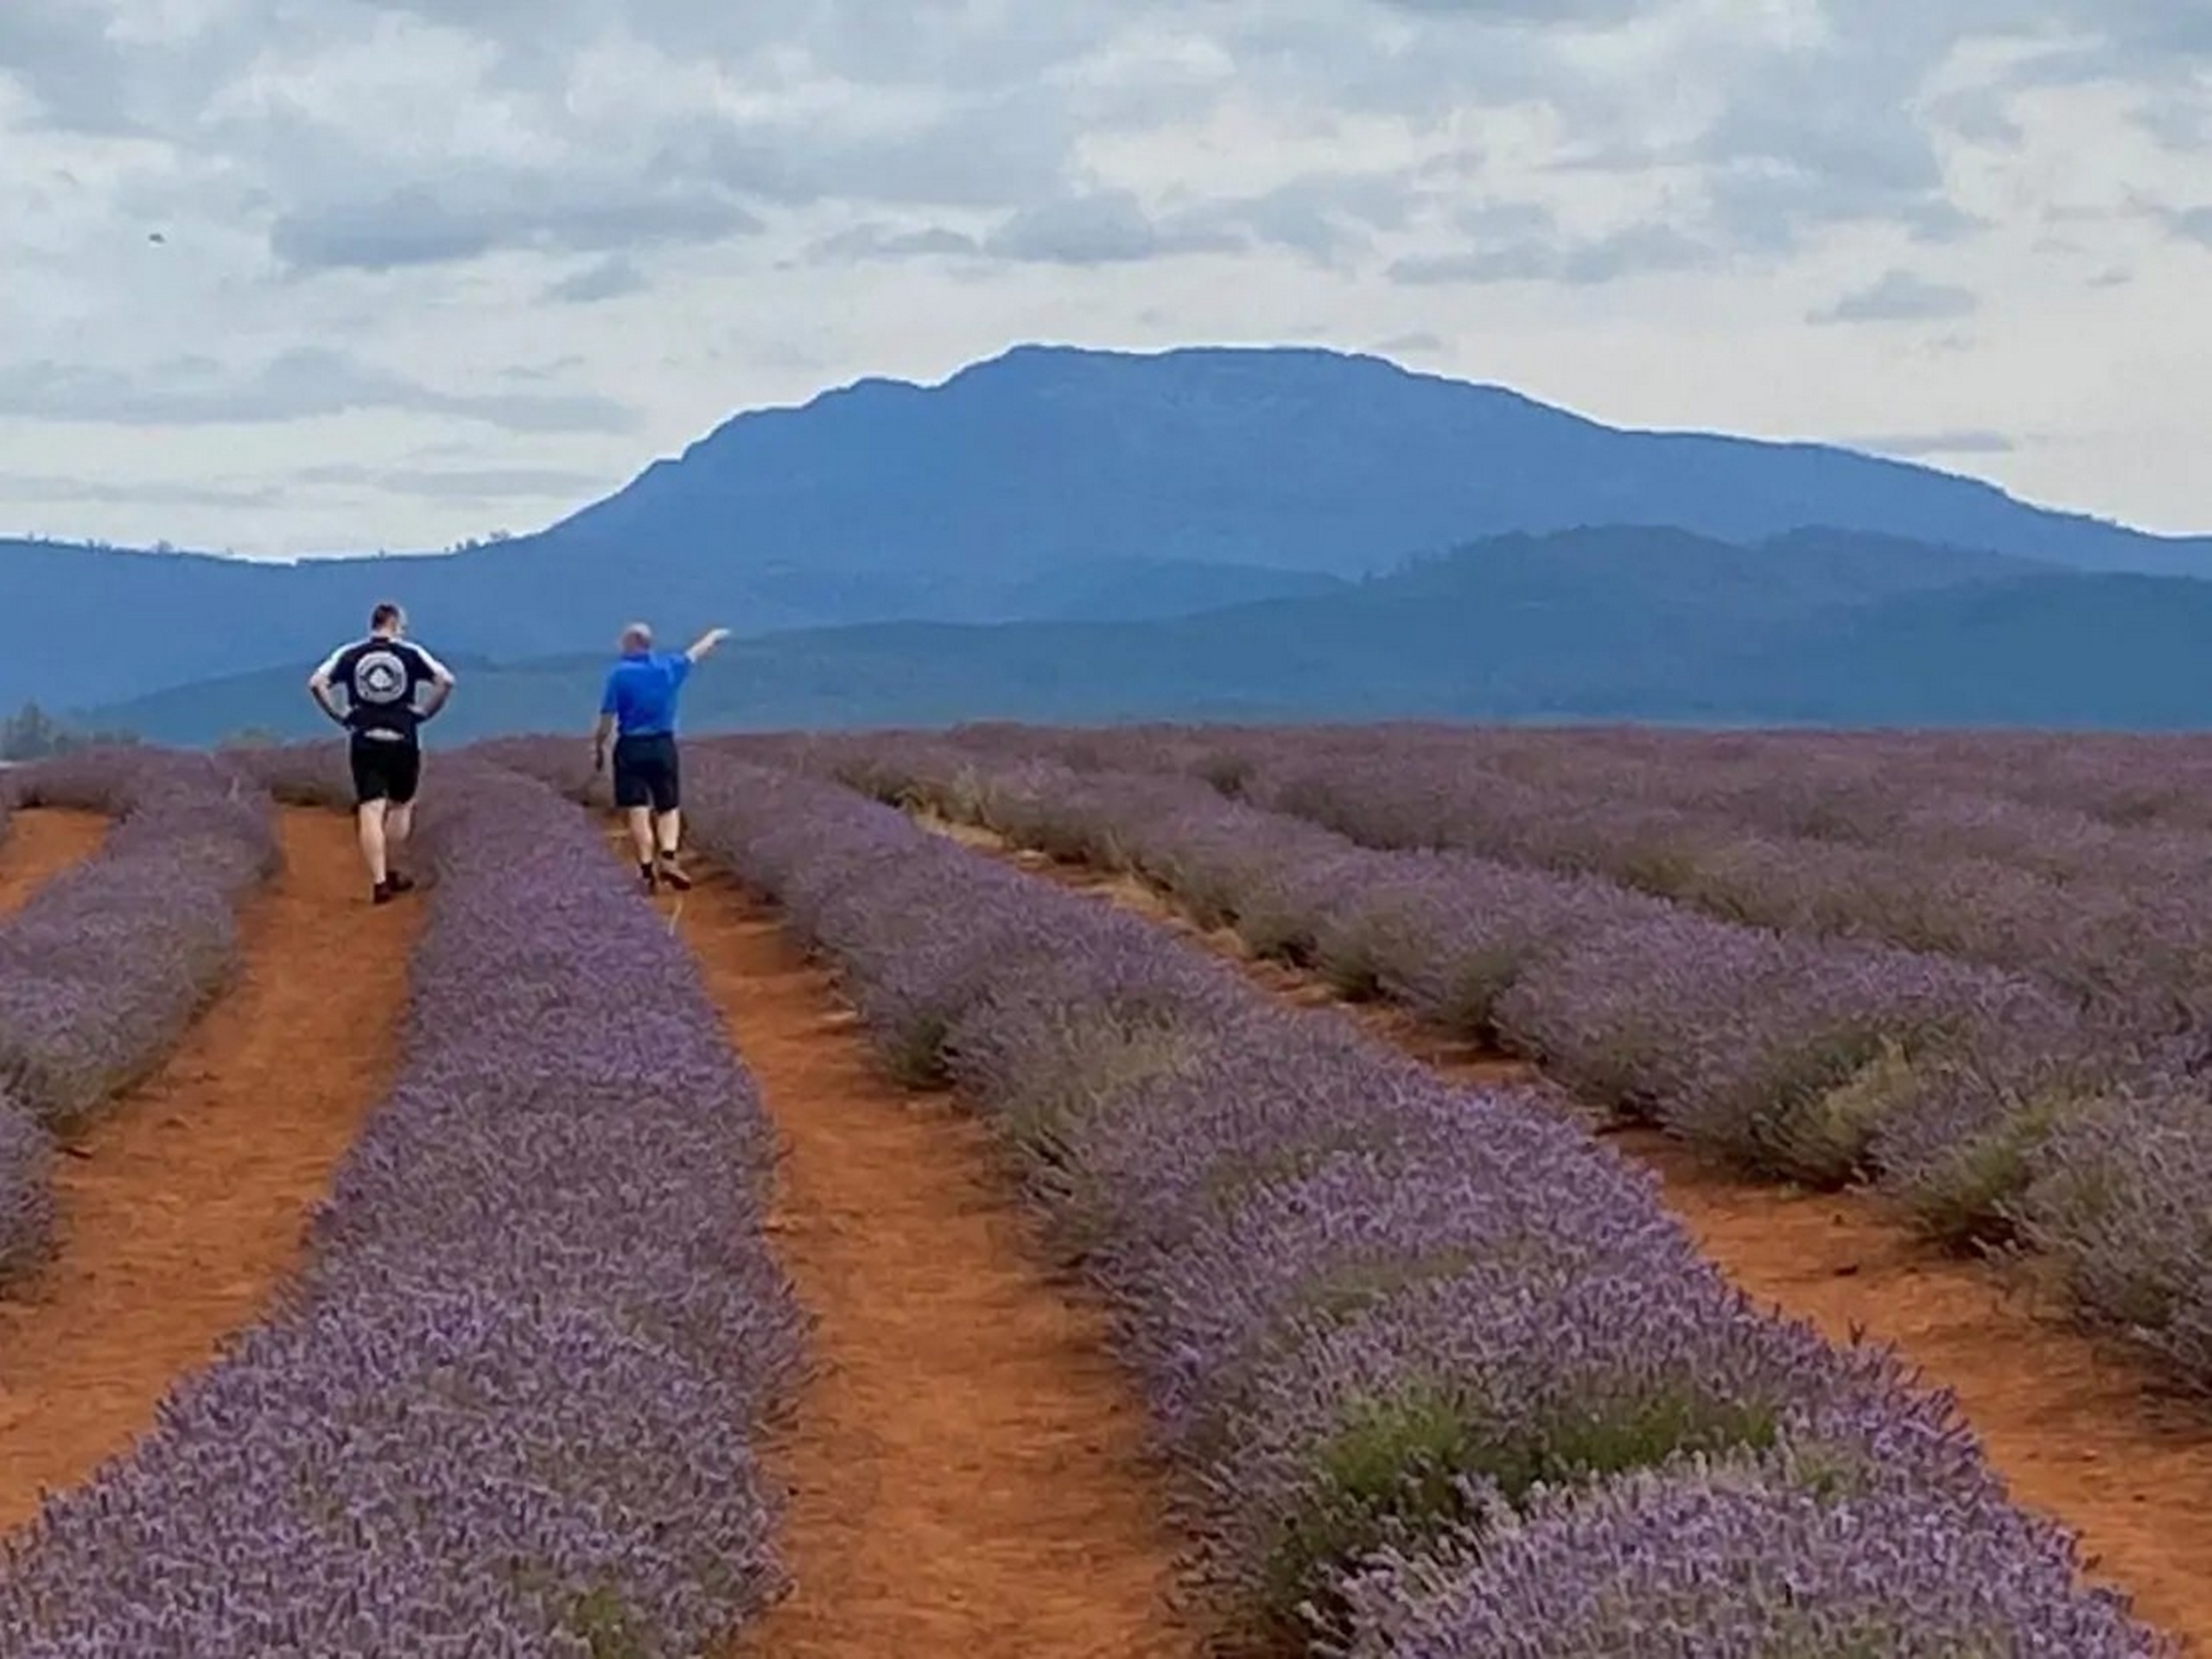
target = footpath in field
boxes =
[650,859,1200,1658]
[925,815,2212,1651]
[0,810,105,916]
[0,808,414,1533]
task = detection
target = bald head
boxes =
[620,622,652,654]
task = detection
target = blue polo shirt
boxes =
[601,649,692,737]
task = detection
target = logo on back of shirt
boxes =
[353,648,410,705]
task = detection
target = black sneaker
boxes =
[639,861,659,893]
[372,879,396,906]
[386,871,416,894]
[656,855,693,892]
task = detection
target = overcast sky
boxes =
[3,0,2206,557]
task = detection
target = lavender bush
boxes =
[659,751,2159,1653]
[790,741,2095,1192]
[774,733,2212,1397]
[0,761,804,1655]
[1329,1446,2161,1657]
[0,1093,52,1285]
[0,751,276,1290]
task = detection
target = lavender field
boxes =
[0,731,2200,1654]
[731,723,2212,1392]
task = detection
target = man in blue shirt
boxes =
[592,620,729,891]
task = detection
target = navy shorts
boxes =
[348,735,421,805]
[612,732,680,812]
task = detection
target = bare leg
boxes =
[386,798,415,874]
[357,799,390,886]
[626,805,654,866]
[653,807,693,889]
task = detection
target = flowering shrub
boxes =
[1329,1447,2162,1657]
[0,750,277,1287]
[666,753,2161,1654]
[0,1092,51,1286]
[0,761,804,1655]
[764,733,2212,1400]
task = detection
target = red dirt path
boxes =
[0,809,415,1533]
[932,817,2212,1652]
[653,866,1203,1658]
[0,810,107,917]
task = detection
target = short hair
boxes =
[370,601,404,631]
[620,621,652,652]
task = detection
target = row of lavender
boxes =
[1427,724,2212,839]
[0,751,804,1655]
[750,733,2212,1395]
[933,722,2212,1025]
[0,751,276,1287]
[642,747,2163,1655]
[986,721,2212,866]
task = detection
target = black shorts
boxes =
[612,732,680,812]
[349,735,422,806]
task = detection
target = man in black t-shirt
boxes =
[307,601,457,904]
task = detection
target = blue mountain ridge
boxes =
[7,340,2207,716]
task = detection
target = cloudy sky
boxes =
[3,0,2207,557]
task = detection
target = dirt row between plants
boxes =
[918,813,2212,1652]
[0,810,108,918]
[647,861,1204,1658]
[0,809,415,1535]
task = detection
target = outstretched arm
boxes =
[684,626,731,663]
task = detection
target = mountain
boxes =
[89,524,2121,743]
[9,341,2212,715]
[1656,572,2212,728]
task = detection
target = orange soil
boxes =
[652,863,1203,1658]
[0,809,107,916]
[0,809,416,1532]
[929,817,2212,1652]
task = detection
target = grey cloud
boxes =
[497,356,588,382]
[543,256,651,304]
[982,191,1241,265]
[270,181,761,273]
[0,349,636,432]
[296,463,611,500]
[0,472,281,508]
[1456,200,1559,239]
[1847,430,2016,459]
[1923,87,2024,148]
[2135,92,2212,151]
[1390,221,1714,286]
[1704,162,1980,254]
[1808,270,1978,324]
[806,222,982,263]
[663,89,1077,212]
[1553,14,1997,253]
[2152,203,2212,245]
[1162,172,1421,266]
[1376,0,1655,17]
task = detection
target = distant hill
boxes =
[10,340,2212,715]
[99,524,2199,743]
[1660,572,2212,728]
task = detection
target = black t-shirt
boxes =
[313,636,450,740]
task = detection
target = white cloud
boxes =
[2,0,2211,554]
